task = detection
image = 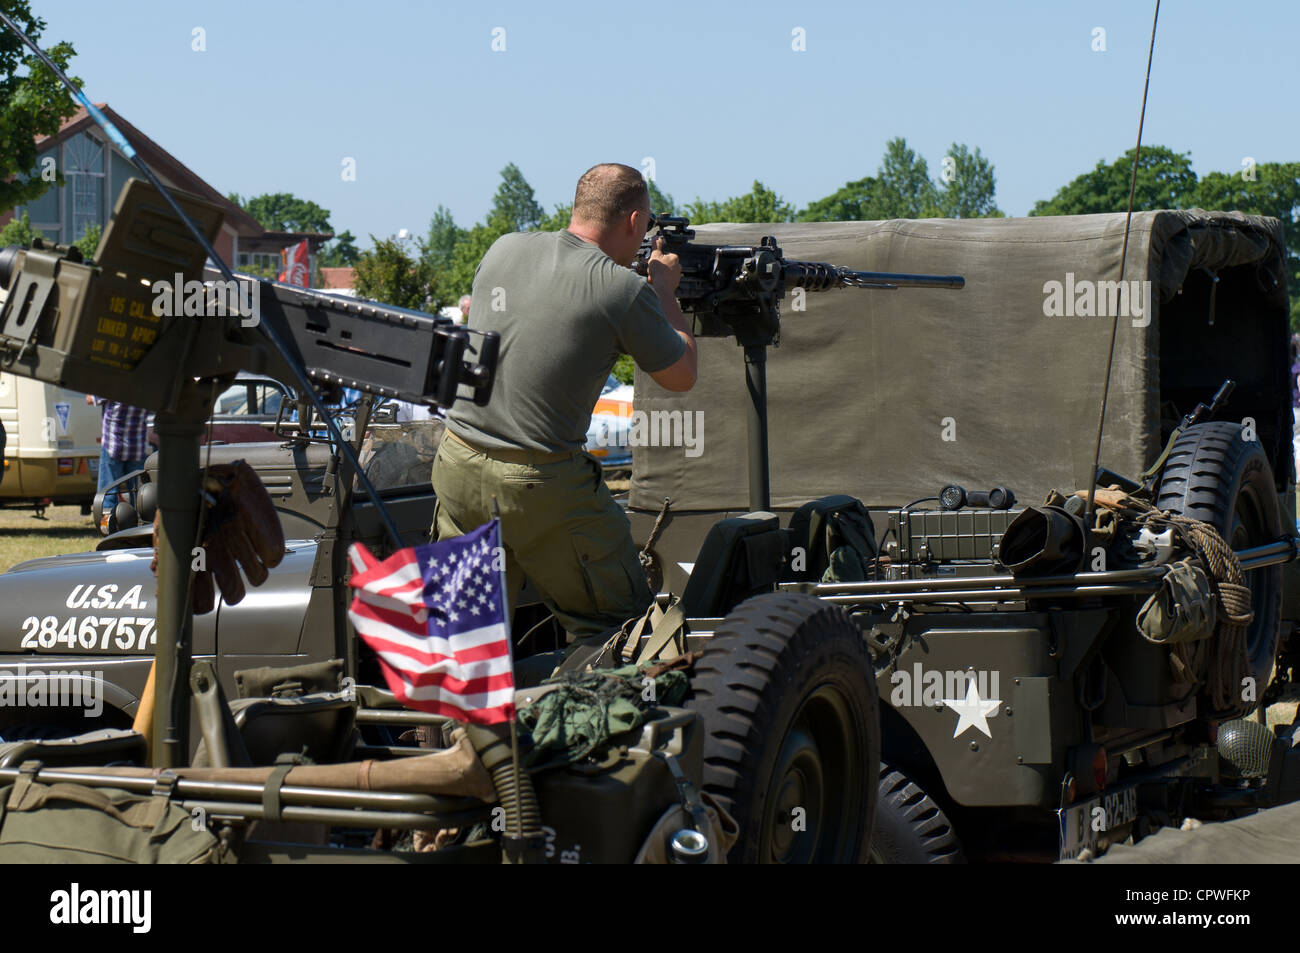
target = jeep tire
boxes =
[869,761,965,863]
[688,592,879,863]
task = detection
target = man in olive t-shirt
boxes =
[431,163,697,653]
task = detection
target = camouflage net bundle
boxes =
[517,660,692,769]
[1085,489,1253,711]
[1135,509,1253,711]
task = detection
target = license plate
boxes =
[1059,784,1140,860]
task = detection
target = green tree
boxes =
[443,213,513,300]
[318,229,359,267]
[873,137,939,218]
[0,1,78,213]
[73,221,100,259]
[490,162,543,232]
[1196,162,1300,329]
[685,181,795,223]
[354,234,444,312]
[798,139,1002,222]
[237,261,278,281]
[0,209,37,247]
[422,205,464,273]
[647,179,677,217]
[797,176,878,222]
[1030,145,1198,216]
[536,203,571,232]
[230,192,332,233]
[935,143,1003,218]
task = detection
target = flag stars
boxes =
[470,605,481,616]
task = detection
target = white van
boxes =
[0,373,100,511]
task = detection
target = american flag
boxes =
[347,519,515,724]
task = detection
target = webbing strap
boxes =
[635,602,686,666]
[621,602,664,663]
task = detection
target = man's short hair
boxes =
[572,163,649,230]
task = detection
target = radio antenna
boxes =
[1085,0,1161,522]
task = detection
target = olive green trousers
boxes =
[429,432,652,643]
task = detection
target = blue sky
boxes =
[33,0,1300,247]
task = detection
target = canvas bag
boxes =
[0,770,223,864]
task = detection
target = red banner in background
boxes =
[278,239,310,287]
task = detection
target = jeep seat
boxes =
[678,512,786,618]
[230,692,358,766]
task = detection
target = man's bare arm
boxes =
[645,240,697,392]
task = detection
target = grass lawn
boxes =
[0,503,99,573]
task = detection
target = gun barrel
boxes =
[784,260,964,291]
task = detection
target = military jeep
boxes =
[1,206,1298,864]
[624,209,1300,861]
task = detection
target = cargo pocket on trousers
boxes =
[571,530,645,619]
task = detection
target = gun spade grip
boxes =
[470,332,499,406]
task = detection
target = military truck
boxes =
[1,194,1298,863]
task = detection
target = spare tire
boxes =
[688,591,879,863]
[1155,420,1283,696]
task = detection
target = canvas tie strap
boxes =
[262,752,307,823]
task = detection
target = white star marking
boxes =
[942,681,1002,739]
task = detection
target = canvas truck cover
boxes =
[630,210,1291,514]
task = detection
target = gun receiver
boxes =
[632,215,964,512]
[0,179,497,415]
[632,215,963,347]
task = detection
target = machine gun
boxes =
[0,180,497,417]
[632,215,965,510]
[0,178,498,767]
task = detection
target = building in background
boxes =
[0,104,327,274]
[317,267,357,296]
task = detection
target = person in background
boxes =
[1290,333,1300,410]
[457,295,471,325]
[84,393,149,534]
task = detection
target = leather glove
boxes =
[150,460,285,614]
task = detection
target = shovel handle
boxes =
[132,660,156,761]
